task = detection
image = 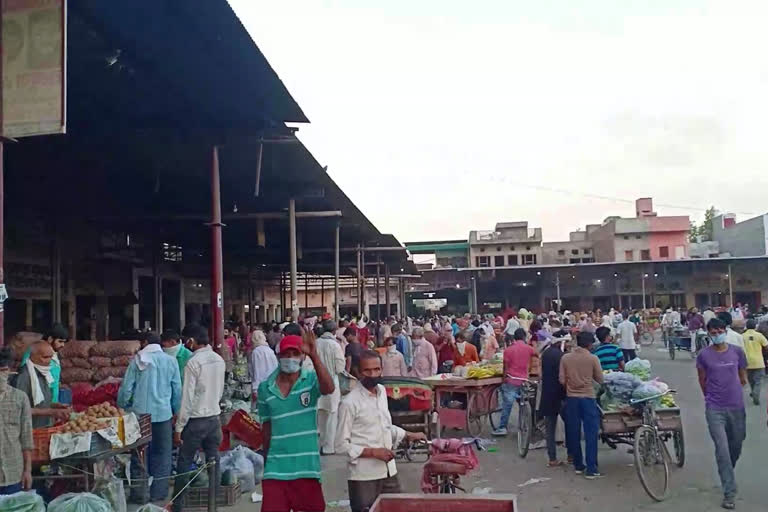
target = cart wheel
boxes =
[466,392,485,437]
[488,388,504,431]
[669,429,685,467]
[517,401,532,458]
[668,343,676,360]
[634,425,670,501]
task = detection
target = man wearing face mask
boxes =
[381,337,407,377]
[697,318,747,510]
[258,334,335,512]
[0,348,34,495]
[13,341,70,428]
[162,329,193,383]
[315,319,346,456]
[336,351,426,512]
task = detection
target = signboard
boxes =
[412,298,447,311]
[1,0,66,137]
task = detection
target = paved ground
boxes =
[132,342,768,511]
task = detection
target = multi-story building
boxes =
[712,213,768,257]
[541,230,596,265]
[469,222,542,268]
[583,198,690,263]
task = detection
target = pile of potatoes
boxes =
[60,402,125,434]
[85,402,124,419]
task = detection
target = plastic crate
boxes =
[138,413,152,443]
[370,493,516,512]
[31,425,64,462]
[182,482,241,510]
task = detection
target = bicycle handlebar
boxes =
[629,389,675,405]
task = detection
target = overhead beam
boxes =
[94,211,342,222]
[303,246,406,254]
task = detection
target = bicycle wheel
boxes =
[517,401,533,458]
[640,331,655,346]
[466,392,485,436]
[634,425,670,501]
[488,388,503,431]
[668,430,685,468]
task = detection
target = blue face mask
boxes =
[712,333,727,345]
[279,357,302,374]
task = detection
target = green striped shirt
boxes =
[258,368,321,480]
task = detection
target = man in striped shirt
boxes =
[593,327,624,372]
[258,334,335,512]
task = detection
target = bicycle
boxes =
[412,439,480,494]
[629,391,685,501]
[638,321,656,346]
[489,376,543,457]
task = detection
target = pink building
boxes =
[584,198,690,263]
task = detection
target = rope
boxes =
[56,461,216,483]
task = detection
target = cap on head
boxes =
[279,335,303,355]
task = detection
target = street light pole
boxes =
[555,272,561,312]
[728,263,733,308]
[642,273,647,310]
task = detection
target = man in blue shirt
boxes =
[117,332,182,502]
[392,324,412,370]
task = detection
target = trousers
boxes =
[544,409,570,462]
[318,408,338,455]
[172,416,222,512]
[348,475,401,512]
[747,369,763,404]
[148,420,173,501]
[497,383,522,431]
[705,408,746,500]
[564,397,600,474]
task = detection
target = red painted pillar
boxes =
[210,146,224,351]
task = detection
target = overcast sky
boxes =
[230,0,768,245]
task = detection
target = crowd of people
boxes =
[1,303,767,510]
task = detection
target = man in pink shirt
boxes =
[493,328,538,436]
[409,327,438,378]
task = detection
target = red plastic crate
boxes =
[370,494,517,512]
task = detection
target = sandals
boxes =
[547,460,564,467]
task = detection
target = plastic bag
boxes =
[632,379,669,403]
[624,358,652,381]
[0,491,45,512]
[135,505,166,512]
[220,445,263,493]
[47,493,112,512]
[92,477,127,512]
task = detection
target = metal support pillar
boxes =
[641,273,647,310]
[384,264,390,318]
[67,262,75,339]
[210,146,225,350]
[334,223,340,320]
[356,246,362,315]
[728,264,734,308]
[360,244,366,316]
[279,272,285,321]
[304,273,309,312]
[555,272,561,312]
[289,199,299,321]
[0,143,4,345]
[470,273,478,313]
[51,234,61,323]
[152,240,161,332]
[320,278,325,310]
[375,256,381,321]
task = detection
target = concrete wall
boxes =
[541,240,595,265]
[713,214,768,257]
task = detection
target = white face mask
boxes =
[387,345,397,353]
[163,344,181,356]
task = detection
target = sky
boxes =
[230,0,768,245]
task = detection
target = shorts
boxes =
[262,478,325,512]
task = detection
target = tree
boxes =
[688,221,699,242]
[700,206,717,242]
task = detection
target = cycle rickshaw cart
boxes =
[600,391,684,502]
[423,375,503,437]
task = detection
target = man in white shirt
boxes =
[316,319,346,455]
[171,325,226,512]
[616,313,638,361]
[702,307,717,327]
[336,351,426,512]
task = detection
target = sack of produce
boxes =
[0,491,45,512]
[93,366,127,381]
[70,358,91,369]
[112,355,133,367]
[603,371,641,401]
[624,358,652,381]
[89,340,141,358]
[47,492,112,512]
[59,341,96,359]
[88,357,113,368]
[631,379,669,403]
[61,368,94,384]
[61,359,73,369]
[92,477,127,512]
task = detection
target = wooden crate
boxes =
[182,483,241,510]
